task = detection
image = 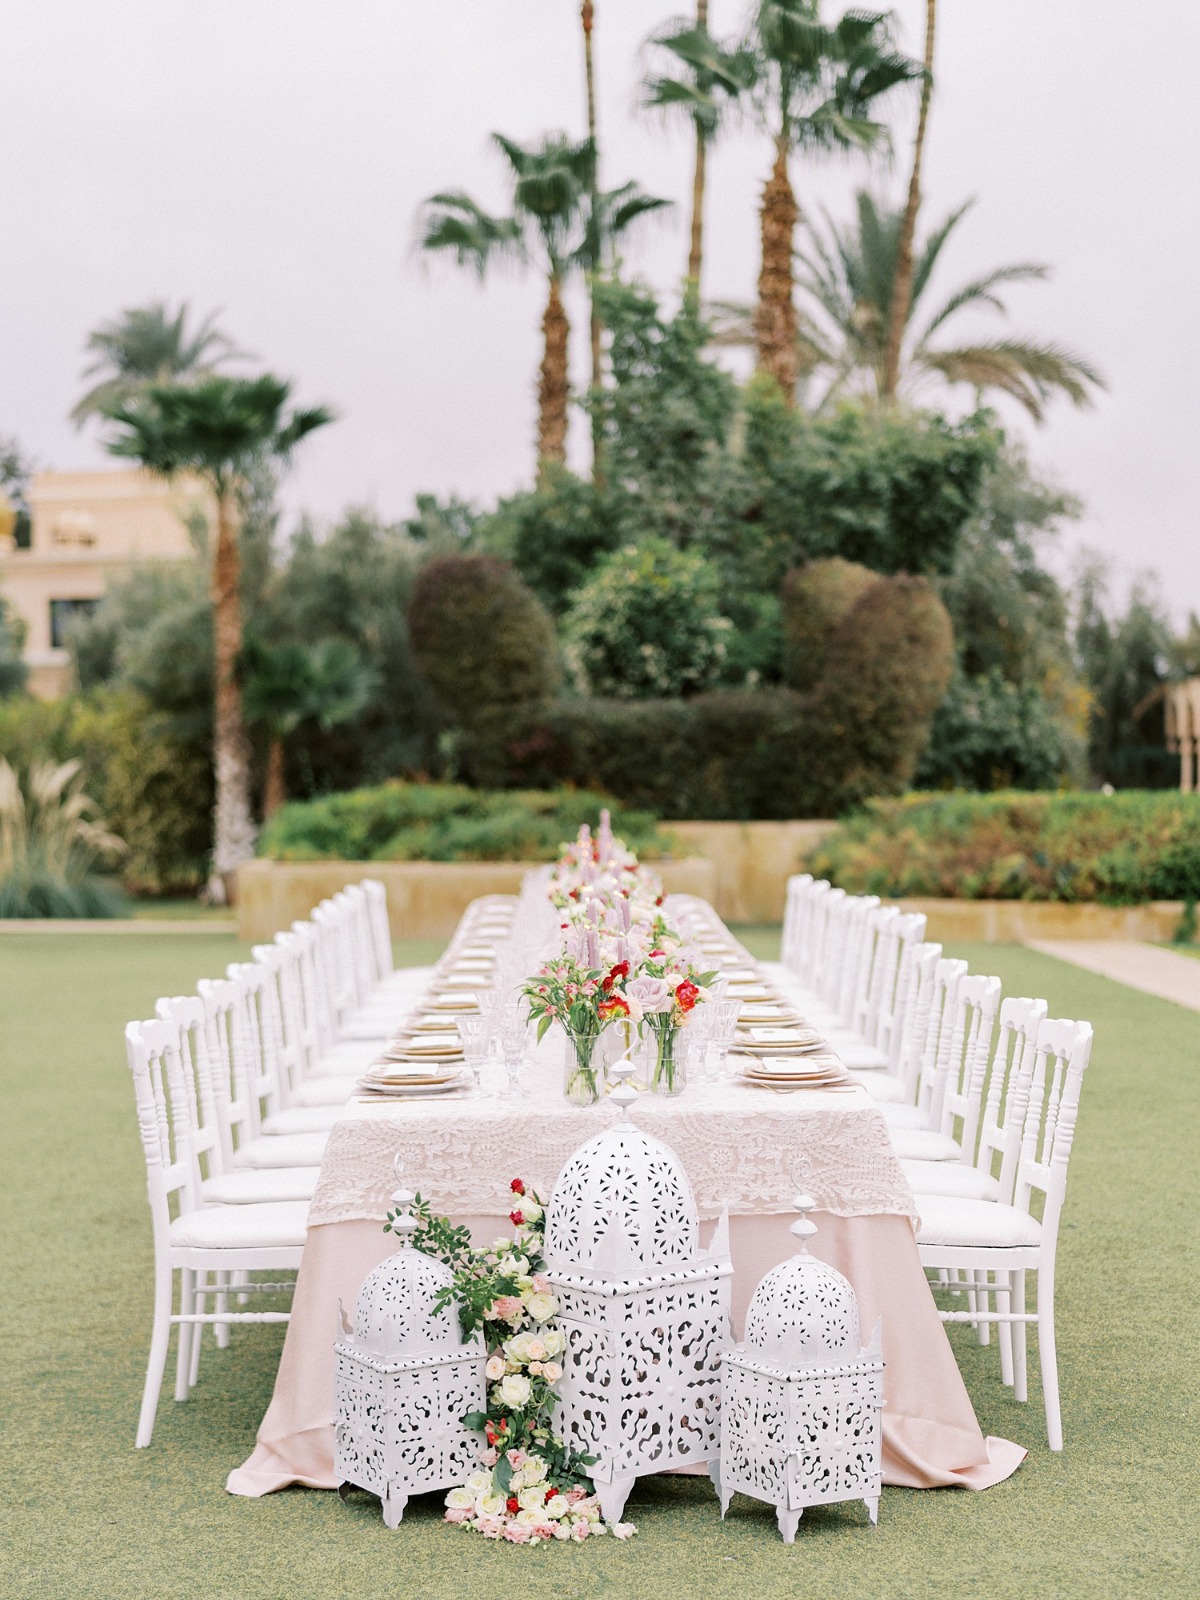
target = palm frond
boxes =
[909,200,975,310]
[918,263,1051,342]
[418,192,524,277]
[914,339,1106,422]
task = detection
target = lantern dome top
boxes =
[744,1194,861,1365]
[545,1123,698,1271]
[348,1161,463,1358]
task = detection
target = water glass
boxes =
[456,1015,488,1094]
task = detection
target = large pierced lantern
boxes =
[543,1062,732,1525]
[714,1194,884,1543]
[334,1164,485,1528]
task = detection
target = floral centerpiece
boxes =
[521,942,638,1106]
[389,1180,635,1543]
[629,945,716,1095]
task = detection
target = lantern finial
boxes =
[788,1155,818,1246]
[389,1153,418,1247]
[608,1053,638,1121]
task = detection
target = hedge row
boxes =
[257,782,666,863]
[808,790,1200,905]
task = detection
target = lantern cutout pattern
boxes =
[543,1055,733,1526]
[334,1159,486,1529]
[713,1191,884,1543]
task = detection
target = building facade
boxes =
[0,468,206,697]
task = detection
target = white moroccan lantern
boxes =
[714,1192,884,1542]
[334,1160,486,1528]
[543,1057,732,1525]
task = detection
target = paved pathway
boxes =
[1026,940,1200,1012]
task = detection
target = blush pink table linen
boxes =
[227,1208,1025,1498]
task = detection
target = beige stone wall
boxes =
[236,857,720,944]
[667,820,838,921]
[0,468,206,698]
[896,898,1185,944]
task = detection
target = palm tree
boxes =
[644,6,756,297]
[882,0,936,403]
[580,0,604,477]
[750,0,921,402]
[102,376,333,896]
[71,301,244,425]
[242,637,378,818]
[798,191,1105,419]
[420,135,667,471]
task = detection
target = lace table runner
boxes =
[308,1039,916,1228]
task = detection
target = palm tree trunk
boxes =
[582,0,605,485]
[537,274,570,471]
[263,736,287,819]
[209,485,256,897]
[882,0,936,405]
[755,135,799,403]
[686,0,709,302]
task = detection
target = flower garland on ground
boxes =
[387,1180,636,1544]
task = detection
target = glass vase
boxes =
[648,1018,687,1097]
[562,1027,603,1107]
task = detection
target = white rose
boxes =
[542,1361,562,1383]
[526,1339,547,1361]
[484,1355,505,1381]
[542,1329,565,1356]
[522,1456,548,1486]
[504,1333,530,1363]
[516,1508,544,1527]
[507,1255,530,1276]
[520,1199,543,1223]
[553,1522,573,1540]
[445,1487,475,1510]
[517,1486,546,1512]
[498,1373,532,1408]
[525,1292,558,1324]
[464,1470,492,1495]
[478,1492,506,1517]
[545,1494,569,1519]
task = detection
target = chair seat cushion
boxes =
[882,1103,928,1130]
[849,1072,909,1102]
[835,1042,890,1071]
[261,1105,341,1136]
[289,1076,358,1108]
[233,1132,329,1170]
[203,1166,321,1205]
[901,1160,1002,1203]
[889,1128,962,1162]
[916,1194,1041,1249]
[311,1042,380,1076]
[170,1199,310,1251]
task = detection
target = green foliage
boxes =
[0,596,28,696]
[916,667,1079,792]
[563,538,728,699]
[71,300,244,425]
[407,555,559,726]
[1173,897,1197,947]
[481,468,610,616]
[780,557,879,690]
[0,755,127,918]
[257,781,665,863]
[810,790,1200,904]
[69,690,214,895]
[241,637,378,741]
[1074,562,1177,788]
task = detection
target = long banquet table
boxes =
[227,899,1024,1499]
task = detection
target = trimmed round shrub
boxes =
[563,538,730,699]
[781,558,880,691]
[407,555,559,727]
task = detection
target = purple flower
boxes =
[625,976,672,1013]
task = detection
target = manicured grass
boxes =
[1,931,1197,1598]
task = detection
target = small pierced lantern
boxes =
[714,1193,884,1543]
[543,1058,733,1526]
[334,1164,485,1528]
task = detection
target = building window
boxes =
[49,598,99,649]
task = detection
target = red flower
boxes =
[510,1179,526,1196]
[544,1486,557,1503]
[598,994,630,1020]
[509,1210,525,1226]
[676,980,700,1013]
[507,1496,520,1514]
[601,960,630,993]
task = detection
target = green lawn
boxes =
[1,930,1197,1599]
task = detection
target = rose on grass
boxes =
[626,976,672,1013]
[446,1487,475,1510]
[498,1373,532,1408]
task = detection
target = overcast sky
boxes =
[2,1,1197,618]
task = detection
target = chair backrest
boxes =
[154,992,229,1177]
[289,919,339,1054]
[1013,1017,1095,1240]
[361,879,395,980]
[893,942,944,1103]
[914,957,970,1117]
[196,975,269,1149]
[267,929,319,1075]
[934,973,1003,1155]
[858,905,901,1043]
[125,1018,199,1239]
[809,884,845,999]
[228,959,291,1112]
[832,895,881,1024]
[974,995,1049,1202]
[780,873,814,972]
[876,912,928,1066]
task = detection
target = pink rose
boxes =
[444,1507,470,1524]
[503,1523,531,1544]
[480,1446,498,1467]
[493,1295,523,1322]
[506,1449,526,1469]
[570,1521,591,1541]
[532,1273,553,1294]
[478,1516,504,1539]
[625,976,672,1013]
[567,1485,587,1504]
[534,1523,556,1541]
